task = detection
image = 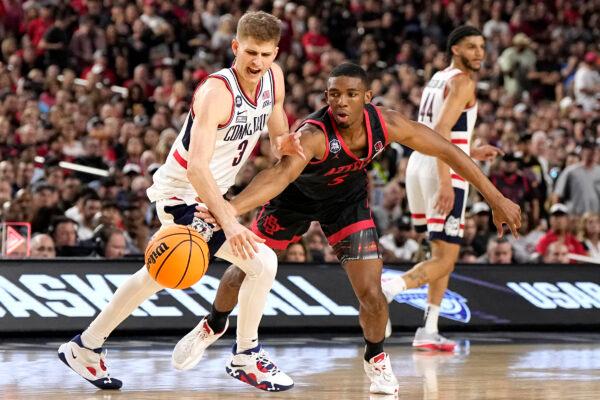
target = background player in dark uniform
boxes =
[188,63,521,396]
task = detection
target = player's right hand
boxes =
[222,221,265,260]
[491,197,522,238]
[434,181,455,216]
[195,205,218,226]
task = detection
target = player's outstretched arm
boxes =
[232,124,324,215]
[266,63,305,160]
[382,108,522,237]
[187,79,264,259]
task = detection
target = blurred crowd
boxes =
[0,0,599,264]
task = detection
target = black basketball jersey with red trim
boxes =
[288,103,389,202]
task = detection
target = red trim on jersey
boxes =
[451,173,465,181]
[327,108,372,162]
[231,67,262,107]
[173,149,188,169]
[427,218,446,224]
[327,219,376,245]
[206,75,235,128]
[412,213,426,218]
[451,139,468,144]
[303,119,330,165]
[374,105,390,145]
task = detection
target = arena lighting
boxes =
[34,156,109,177]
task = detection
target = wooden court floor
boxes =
[1,333,599,400]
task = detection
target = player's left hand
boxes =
[491,197,522,238]
[194,205,221,230]
[471,145,504,162]
[275,132,305,159]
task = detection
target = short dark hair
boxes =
[446,25,484,57]
[329,63,369,88]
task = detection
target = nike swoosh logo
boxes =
[71,349,77,359]
[230,363,246,368]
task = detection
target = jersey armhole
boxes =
[192,75,235,128]
[302,120,329,165]
[443,72,477,108]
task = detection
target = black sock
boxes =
[364,338,385,361]
[206,304,232,333]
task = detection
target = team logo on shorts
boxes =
[374,141,383,152]
[263,215,284,235]
[382,269,471,323]
[444,215,460,236]
[329,139,341,154]
[235,95,242,107]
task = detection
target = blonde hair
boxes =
[236,11,281,43]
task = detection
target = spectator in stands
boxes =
[380,215,419,264]
[282,240,311,263]
[93,226,128,259]
[49,216,83,256]
[469,202,493,257]
[372,181,403,235]
[30,233,56,258]
[573,52,600,112]
[542,241,570,264]
[553,140,600,215]
[479,237,514,264]
[301,16,331,64]
[491,153,539,222]
[78,192,102,240]
[499,33,537,98]
[459,246,478,264]
[535,203,587,261]
[579,212,600,260]
[305,230,326,263]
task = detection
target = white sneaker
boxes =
[412,327,456,352]
[172,316,228,370]
[58,334,122,389]
[363,352,399,395]
[225,344,294,392]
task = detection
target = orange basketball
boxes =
[145,225,210,289]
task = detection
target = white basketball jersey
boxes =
[409,67,478,188]
[147,67,275,203]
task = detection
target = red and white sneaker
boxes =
[172,316,228,370]
[412,327,456,352]
[225,344,294,392]
[363,352,399,395]
[58,334,122,390]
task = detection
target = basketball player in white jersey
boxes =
[382,26,503,350]
[58,11,300,391]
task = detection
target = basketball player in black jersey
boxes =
[192,63,521,395]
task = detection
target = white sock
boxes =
[423,303,440,334]
[215,243,277,354]
[383,276,407,300]
[81,266,163,349]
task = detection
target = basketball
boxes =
[145,225,210,289]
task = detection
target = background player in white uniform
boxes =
[58,11,301,392]
[382,26,503,350]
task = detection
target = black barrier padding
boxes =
[0,259,599,335]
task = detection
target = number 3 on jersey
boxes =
[419,93,434,123]
[232,139,248,166]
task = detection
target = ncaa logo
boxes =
[382,269,471,323]
[329,139,341,154]
[235,95,242,107]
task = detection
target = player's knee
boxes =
[237,244,278,282]
[357,286,387,314]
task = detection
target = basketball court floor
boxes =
[2,332,599,400]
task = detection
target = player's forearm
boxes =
[433,125,453,185]
[231,164,294,215]
[187,166,237,227]
[409,122,503,204]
